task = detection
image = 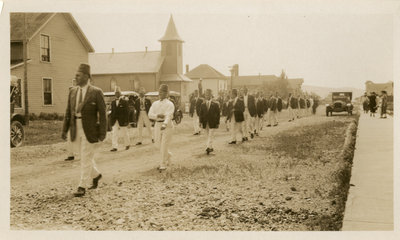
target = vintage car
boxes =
[326,92,353,116]
[145,91,183,124]
[10,75,26,148]
[103,91,139,131]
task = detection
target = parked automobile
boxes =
[145,91,183,124]
[326,92,353,116]
[103,91,139,131]
[10,75,25,147]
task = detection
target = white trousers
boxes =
[74,119,100,188]
[112,121,130,149]
[154,122,172,168]
[67,130,78,158]
[268,109,278,125]
[255,116,263,133]
[242,109,254,137]
[137,111,153,142]
[230,114,243,141]
[288,107,296,120]
[192,111,200,134]
[204,125,215,149]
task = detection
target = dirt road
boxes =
[10,108,357,230]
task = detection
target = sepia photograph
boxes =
[1,0,399,239]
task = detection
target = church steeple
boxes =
[159,15,184,42]
[159,15,184,74]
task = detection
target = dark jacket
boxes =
[111,98,130,127]
[227,98,245,122]
[62,85,107,143]
[222,101,230,117]
[277,97,283,112]
[289,96,298,109]
[269,97,278,111]
[263,98,269,113]
[199,100,220,129]
[189,97,203,117]
[134,97,152,120]
[244,94,257,117]
[256,98,264,117]
[299,98,306,109]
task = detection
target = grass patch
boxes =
[23,120,64,146]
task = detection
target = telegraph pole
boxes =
[23,13,29,126]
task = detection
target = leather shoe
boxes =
[73,187,85,197]
[193,132,199,135]
[152,139,155,143]
[228,141,236,144]
[267,124,271,127]
[88,174,102,190]
[125,146,130,150]
[250,133,254,139]
[206,148,211,155]
[64,156,74,161]
[110,148,117,152]
[136,142,142,145]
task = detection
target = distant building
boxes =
[89,15,192,103]
[185,64,228,96]
[10,13,94,114]
[229,65,304,94]
[365,81,393,95]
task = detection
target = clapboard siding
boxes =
[92,73,157,93]
[13,13,90,115]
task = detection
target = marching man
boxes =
[287,93,296,122]
[189,90,203,135]
[110,87,131,152]
[267,93,278,127]
[255,92,265,136]
[148,84,175,171]
[240,87,256,140]
[62,63,106,197]
[228,88,245,144]
[135,87,153,145]
[199,89,220,154]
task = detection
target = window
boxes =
[43,78,52,105]
[40,34,50,62]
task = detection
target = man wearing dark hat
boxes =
[199,89,220,154]
[110,87,131,152]
[227,88,245,144]
[62,63,107,197]
[148,84,175,171]
[134,87,153,145]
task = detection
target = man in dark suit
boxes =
[240,87,256,140]
[287,93,296,122]
[267,94,278,127]
[62,63,106,197]
[199,89,220,154]
[227,89,244,144]
[134,87,153,145]
[255,91,264,136]
[189,90,203,135]
[110,87,130,152]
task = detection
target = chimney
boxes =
[145,46,148,53]
[186,64,189,73]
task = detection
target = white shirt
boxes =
[148,98,175,126]
[244,94,248,108]
[75,83,89,117]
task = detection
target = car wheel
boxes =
[10,120,24,148]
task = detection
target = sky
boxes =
[3,0,399,90]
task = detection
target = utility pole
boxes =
[23,13,29,126]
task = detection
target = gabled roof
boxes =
[185,64,227,80]
[10,13,94,52]
[89,51,165,75]
[161,73,192,82]
[159,15,183,42]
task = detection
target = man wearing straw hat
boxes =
[62,63,107,197]
[148,84,175,171]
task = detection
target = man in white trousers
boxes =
[148,84,175,171]
[135,87,153,145]
[267,93,278,127]
[287,93,296,122]
[62,63,106,197]
[240,87,256,141]
[199,89,220,154]
[228,89,245,144]
[255,92,265,136]
[110,88,131,152]
[189,90,203,135]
